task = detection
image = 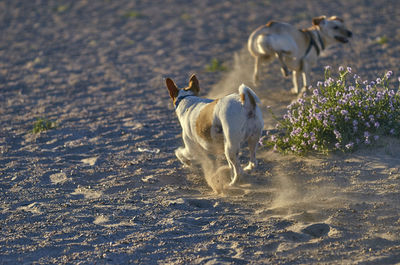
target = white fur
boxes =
[172,81,263,186]
[248,16,352,94]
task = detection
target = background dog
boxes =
[166,75,264,186]
[248,15,352,94]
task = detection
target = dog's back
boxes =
[212,85,263,150]
[248,21,302,57]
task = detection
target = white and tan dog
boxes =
[166,75,263,186]
[248,16,352,94]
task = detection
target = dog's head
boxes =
[312,16,352,44]
[166,74,200,107]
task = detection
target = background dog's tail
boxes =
[239,84,260,112]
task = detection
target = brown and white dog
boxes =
[166,75,264,186]
[248,16,352,94]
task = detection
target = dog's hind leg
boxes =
[275,51,290,77]
[253,55,273,85]
[253,56,261,85]
[244,136,259,172]
[224,142,242,186]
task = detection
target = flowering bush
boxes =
[268,66,400,154]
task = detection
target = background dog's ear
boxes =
[329,16,344,23]
[166,78,179,99]
[188,74,200,95]
[312,16,326,26]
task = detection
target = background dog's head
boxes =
[166,75,200,107]
[312,16,352,44]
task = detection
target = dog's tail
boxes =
[239,84,260,113]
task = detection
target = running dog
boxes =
[166,75,263,186]
[248,16,352,94]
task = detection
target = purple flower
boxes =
[317,81,323,87]
[313,89,319,96]
[386,71,393,79]
[345,142,354,149]
[353,120,358,126]
[290,128,302,137]
[364,131,370,137]
[338,66,344,72]
[376,78,382,84]
[334,129,341,139]
[390,129,395,135]
[341,110,349,116]
[347,67,352,73]
[335,142,341,149]
[365,122,370,128]
[374,122,380,128]
[325,65,331,71]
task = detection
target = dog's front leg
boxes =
[175,147,192,167]
[175,137,197,167]
[290,70,300,94]
[300,71,309,94]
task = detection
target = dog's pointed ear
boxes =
[188,74,200,95]
[329,16,344,23]
[166,78,179,99]
[312,16,326,26]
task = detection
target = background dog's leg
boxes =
[301,71,309,94]
[275,52,289,77]
[244,136,259,172]
[253,55,273,85]
[291,70,300,94]
[253,56,261,85]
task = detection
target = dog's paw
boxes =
[253,76,260,86]
[281,67,289,77]
[228,180,236,187]
[290,87,298,94]
[244,162,256,172]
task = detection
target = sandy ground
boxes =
[1,0,400,264]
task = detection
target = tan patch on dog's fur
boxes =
[266,21,276,27]
[240,91,256,108]
[196,99,219,141]
[329,16,344,23]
